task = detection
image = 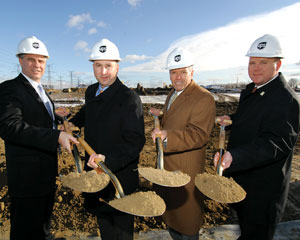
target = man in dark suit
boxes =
[70,38,145,240]
[215,34,300,240]
[0,36,78,240]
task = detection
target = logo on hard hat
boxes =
[32,42,40,49]
[99,45,107,53]
[174,55,181,62]
[257,42,267,50]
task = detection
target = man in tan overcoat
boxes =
[151,47,216,239]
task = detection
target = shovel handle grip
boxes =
[77,137,125,198]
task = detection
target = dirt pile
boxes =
[0,99,300,238]
[195,173,246,203]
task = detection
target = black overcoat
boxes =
[70,78,145,212]
[225,73,300,224]
[0,74,60,197]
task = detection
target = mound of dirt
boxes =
[1,99,300,238]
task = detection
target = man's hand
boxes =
[58,131,79,153]
[213,151,233,170]
[55,107,70,118]
[87,153,105,169]
[149,107,163,117]
[215,115,231,126]
[151,128,167,143]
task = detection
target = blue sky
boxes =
[0,0,300,88]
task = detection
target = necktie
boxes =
[167,91,178,110]
[252,86,257,93]
[96,89,104,96]
[38,84,54,120]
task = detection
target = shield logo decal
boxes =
[174,54,181,62]
[32,42,40,49]
[99,45,107,53]
[257,42,267,50]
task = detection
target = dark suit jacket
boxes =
[70,78,145,212]
[225,73,300,224]
[0,74,61,197]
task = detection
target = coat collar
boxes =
[241,72,285,101]
[162,80,196,123]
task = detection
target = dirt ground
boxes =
[0,93,300,238]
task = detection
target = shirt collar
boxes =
[256,73,279,89]
[21,72,40,92]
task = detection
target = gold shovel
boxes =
[138,113,191,187]
[77,136,166,217]
[194,118,246,203]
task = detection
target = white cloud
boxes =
[88,28,98,35]
[97,21,107,28]
[128,0,142,7]
[67,13,94,30]
[123,54,153,63]
[74,41,90,53]
[123,2,300,73]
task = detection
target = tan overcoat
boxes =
[154,80,215,235]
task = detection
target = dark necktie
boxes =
[252,86,257,93]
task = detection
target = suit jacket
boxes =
[70,78,145,213]
[225,72,300,224]
[0,74,60,197]
[154,80,216,235]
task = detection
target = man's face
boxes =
[19,54,47,82]
[169,66,194,91]
[93,60,119,87]
[248,57,281,86]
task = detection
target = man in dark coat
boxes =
[215,34,300,240]
[0,36,77,240]
[70,39,145,240]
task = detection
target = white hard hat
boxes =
[166,47,194,70]
[89,38,121,62]
[246,34,284,58]
[16,36,49,58]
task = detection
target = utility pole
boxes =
[59,76,63,89]
[46,64,54,88]
[70,71,74,88]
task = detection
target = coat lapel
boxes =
[18,74,53,119]
[162,81,195,125]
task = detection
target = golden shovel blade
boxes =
[138,166,190,187]
[107,191,166,217]
[61,169,110,193]
[195,173,246,203]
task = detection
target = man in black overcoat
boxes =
[70,38,145,240]
[0,36,77,240]
[214,34,300,240]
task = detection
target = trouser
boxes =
[234,203,277,240]
[9,191,55,240]
[168,227,199,240]
[97,210,134,240]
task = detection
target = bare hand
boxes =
[55,107,70,118]
[58,131,79,153]
[215,115,231,126]
[213,151,233,170]
[151,128,167,143]
[149,107,163,117]
[87,153,105,169]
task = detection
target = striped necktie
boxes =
[167,91,178,110]
[38,84,54,120]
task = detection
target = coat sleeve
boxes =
[0,81,60,152]
[228,93,300,173]
[104,92,145,172]
[165,93,216,153]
